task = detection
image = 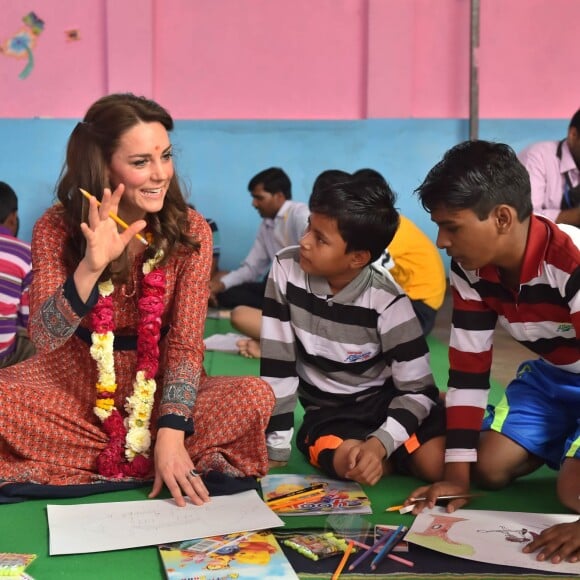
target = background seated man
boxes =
[518,108,580,227]
[233,168,446,358]
[209,167,309,309]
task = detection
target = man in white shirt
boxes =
[209,167,309,308]
[518,108,580,227]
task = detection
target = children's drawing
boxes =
[477,525,539,543]
[406,513,474,557]
[0,12,45,79]
[406,507,580,575]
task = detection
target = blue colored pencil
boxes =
[347,528,392,571]
[370,524,405,571]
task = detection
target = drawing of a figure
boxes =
[406,514,475,557]
[478,525,540,543]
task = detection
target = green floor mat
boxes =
[0,322,565,579]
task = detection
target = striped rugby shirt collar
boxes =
[305,265,373,305]
[476,214,550,287]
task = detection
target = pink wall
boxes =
[480,0,578,117]
[154,0,366,119]
[0,0,578,119]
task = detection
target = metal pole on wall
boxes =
[469,0,480,140]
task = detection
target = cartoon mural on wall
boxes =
[0,12,45,79]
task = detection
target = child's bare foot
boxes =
[236,338,261,359]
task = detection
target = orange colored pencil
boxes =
[269,490,326,511]
[349,539,414,567]
[332,540,354,580]
[265,483,325,505]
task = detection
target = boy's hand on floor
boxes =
[268,459,288,470]
[523,519,580,564]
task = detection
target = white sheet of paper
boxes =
[203,332,247,352]
[406,507,580,575]
[47,490,284,555]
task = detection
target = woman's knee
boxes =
[253,377,275,409]
[234,377,275,418]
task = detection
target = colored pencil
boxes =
[370,524,405,570]
[385,504,406,512]
[267,491,326,508]
[385,493,483,512]
[265,483,325,503]
[347,529,392,571]
[268,490,326,511]
[79,188,148,246]
[331,540,354,580]
[349,539,413,567]
[384,551,414,568]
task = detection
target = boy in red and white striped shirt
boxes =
[408,141,579,565]
[0,182,34,367]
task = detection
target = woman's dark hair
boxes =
[56,93,199,279]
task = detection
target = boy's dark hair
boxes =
[312,169,350,193]
[309,171,399,263]
[352,168,387,186]
[0,182,18,224]
[415,140,533,222]
[569,108,580,131]
[248,167,292,199]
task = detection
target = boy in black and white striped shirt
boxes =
[261,171,445,486]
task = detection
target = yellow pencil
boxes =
[79,188,148,246]
[268,490,326,511]
[386,493,483,512]
[385,504,405,512]
[266,484,325,506]
[332,540,354,580]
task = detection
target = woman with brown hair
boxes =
[0,93,274,506]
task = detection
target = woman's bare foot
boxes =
[236,338,261,359]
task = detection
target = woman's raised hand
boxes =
[79,185,147,274]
